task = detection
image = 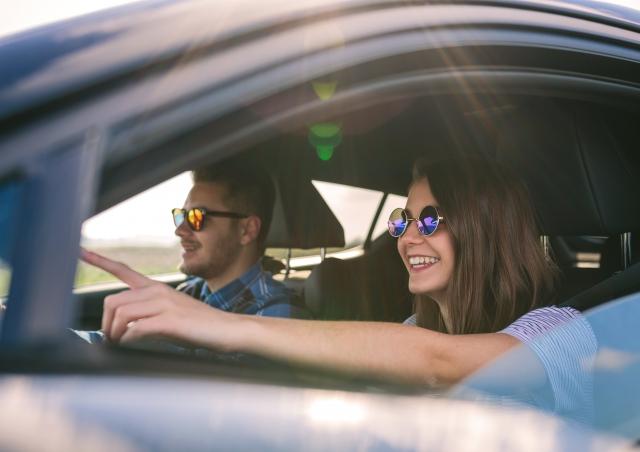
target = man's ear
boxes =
[240,216,261,246]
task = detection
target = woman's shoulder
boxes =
[403,313,418,326]
[501,305,585,343]
[500,306,597,422]
[404,306,587,337]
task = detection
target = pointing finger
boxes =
[81,248,154,289]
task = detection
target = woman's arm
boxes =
[238,316,519,385]
[82,249,519,386]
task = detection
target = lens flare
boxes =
[312,81,338,100]
[308,122,342,161]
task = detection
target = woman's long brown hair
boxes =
[413,157,558,334]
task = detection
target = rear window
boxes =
[311,180,384,247]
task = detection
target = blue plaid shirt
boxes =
[177,261,310,318]
[72,261,310,345]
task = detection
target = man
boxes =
[76,158,310,345]
[172,158,309,318]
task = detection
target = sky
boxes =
[82,173,192,245]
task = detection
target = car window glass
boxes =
[77,176,385,288]
[262,181,383,275]
[454,292,640,440]
[311,180,384,247]
[77,173,191,288]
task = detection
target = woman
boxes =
[394,157,558,335]
[82,157,592,387]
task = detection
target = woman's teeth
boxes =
[409,256,440,266]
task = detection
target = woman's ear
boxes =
[240,216,261,246]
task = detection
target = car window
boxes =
[257,181,388,271]
[264,181,389,277]
[311,180,383,247]
[76,173,191,288]
[76,176,388,288]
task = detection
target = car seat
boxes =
[304,235,412,322]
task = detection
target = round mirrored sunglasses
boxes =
[387,205,445,237]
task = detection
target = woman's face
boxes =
[397,178,455,301]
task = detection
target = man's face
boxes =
[175,182,244,280]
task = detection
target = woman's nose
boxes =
[400,220,424,243]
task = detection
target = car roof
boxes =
[1,0,639,239]
[0,0,638,125]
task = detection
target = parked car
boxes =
[0,0,639,450]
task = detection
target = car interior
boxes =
[71,93,640,333]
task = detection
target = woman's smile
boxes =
[408,255,441,272]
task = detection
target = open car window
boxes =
[76,176,389,288]
[76,173,190,288]
[266,181,384,270]
[312,180,383,247]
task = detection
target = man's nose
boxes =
[174,220,192,238]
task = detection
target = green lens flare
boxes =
[310,123,341,138]
[316,145,334,161]
[308,122,342,161]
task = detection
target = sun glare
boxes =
[0,0,142,39]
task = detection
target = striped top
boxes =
[501,306,596,422]
[404,306,597,422]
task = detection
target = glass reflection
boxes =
[452,293,640,439]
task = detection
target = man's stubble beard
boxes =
[179,236,242,281]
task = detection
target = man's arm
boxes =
[81,249,519,386]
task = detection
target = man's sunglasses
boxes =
[172,207,248,232]
[387,205,445,237]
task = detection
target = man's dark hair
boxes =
[192,158,275,255]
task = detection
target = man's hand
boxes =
[81,248,233,348]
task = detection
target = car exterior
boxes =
[1,0,639,450]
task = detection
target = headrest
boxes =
[304,235,411,321]
[304,257,357,319]
[496,101,640,235]
[266,174,345,249]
